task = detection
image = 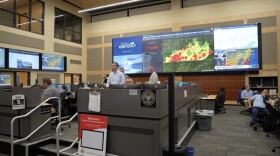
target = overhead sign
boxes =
[12,95,25,110]
[78,114,108,156]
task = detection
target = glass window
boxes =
[0,9,14,27]
[17,0,29,16]
[54,8,82,44]
[55,26,64,39]
[0,0,44,34]
[31,20,42,34]
[31,0,43,20]
[16,15,30,31]
[0,0,14,11]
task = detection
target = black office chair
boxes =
[215,88,226,114]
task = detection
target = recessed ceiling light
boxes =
[78,0,143,13]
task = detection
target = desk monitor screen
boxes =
[81,129,104,151]
[65,84,71,92]
[0,48,5,68]
[109,84,142,89]
[51,83,58,89]
[142,84,167,89]
[0,75,11,86]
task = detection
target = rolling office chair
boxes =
[215,88,226,114]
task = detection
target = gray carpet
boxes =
[188,106,280,156]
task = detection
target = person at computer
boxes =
[119,67,129,79]
[125,77,134,84]
[41,78,61,102]
[241,84,253,109]
[107,62,125,86]
[148,66,158,84]
[248,89,272,130]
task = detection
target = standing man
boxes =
[248,89,271,130]
[41,78,61,102]
[148,66,158,84]
[107,62,125,85]
[241,84,254,109]
[119,67,129,79]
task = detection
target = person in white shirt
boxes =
[148,66,158,84]
[107,62,125,85]
[241,84,254,109]
[248,89,272,130]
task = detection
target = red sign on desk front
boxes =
[78,114,108,156]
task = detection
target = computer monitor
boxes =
[57,84,64,93]
[65,84,71,92]
[51,83,58,89]
[109,84,142,89]
[142,84,167,89]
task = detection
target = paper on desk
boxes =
[88,92,101,112]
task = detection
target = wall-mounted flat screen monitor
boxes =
[8,49,39,70]
[113,36,143,74]
[0,48,5,68]
[42,54,66,71]
[112,23,261,74]
[0,74,11,86]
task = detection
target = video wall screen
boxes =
[8,49,40,70]
[112,23,261,74]
[42,54,66,71]
[113,36,143,74]
[0,48,5,68]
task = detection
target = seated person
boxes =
[248,89,272,130]
[41,78,61,103]
[125,77,134,84]
[241,85,253,109]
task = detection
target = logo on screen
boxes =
[119,42,136,49]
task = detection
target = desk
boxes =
[201,95,216,111]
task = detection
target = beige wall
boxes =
[0,0,90,85]
[86,0,280,87]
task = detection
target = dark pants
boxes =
[252,107,268,124]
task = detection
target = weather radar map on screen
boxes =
[113,36,143,74]
[42,54,65,71]
[9,49,39,70]
[214,24,259,71]
[0,48,4,68]
[112,24,261,74]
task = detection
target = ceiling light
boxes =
[55,14,64,18]
[0,0,8,3]
[78,0,143,13]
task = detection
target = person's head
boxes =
[125,77,134,84]
[149,66,155,73]
[119,67,124,74]
[245,84,251,91]
[112,62,119,72]
[42,78,52,89]
[262,89,269,96]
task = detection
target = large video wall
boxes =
[113,23,261,74]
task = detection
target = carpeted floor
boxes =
[188,106,280,156]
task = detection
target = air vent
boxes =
[70,59,82,65]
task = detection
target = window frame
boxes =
[54,7,82,44]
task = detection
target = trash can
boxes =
[186,146,195,156]
[196,110,214,131]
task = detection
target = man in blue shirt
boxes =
[248,89,272,130]
[241,85,254,109]
[107,62,125,86]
